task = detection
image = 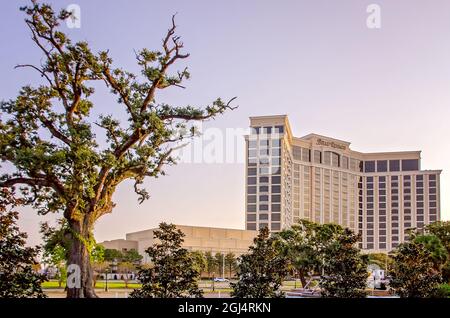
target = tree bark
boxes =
[299,270,307,288]
[66,218,98,298]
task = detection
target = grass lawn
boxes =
[42,280,141,289]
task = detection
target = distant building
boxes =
[100,239,139,253]
[99,225,257,263]
[245,115,442,252]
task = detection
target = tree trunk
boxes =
[299,270,307,288]
[66,218,98,298]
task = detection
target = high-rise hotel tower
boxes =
[245,115,442,252]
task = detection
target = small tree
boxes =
[231,227,288,298]
[225,253,237,279]
[123,249,143,265]
[367,253,393,272]
[390,238,444,297]
[130,223,203,298]
[189,251,207,277]
[0,188,47,298]
[205,251,217,279]
[215,253,224,278]
[275,220,322,287]
[423,222,450,283]
[319,225,368,298]
[117,262,136,288]
[104,249,124,262]
[92,261,110,287]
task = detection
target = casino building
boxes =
[245,115,442,252]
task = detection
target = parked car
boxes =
[213,277,229,282]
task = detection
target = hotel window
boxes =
[271,176,281,184]
[342,156,349,169]
[247,205,256,212]
[259,166,270,174]
[248,149,257,158]
[262,126,272,135]
[260,139,269,147]
[260,185,269,192]
[377,160,388,172]
[271,213,281,221]
[272,139,281,147]
[272,195,281,203]
[247,223,256,230]
[248,168,257,176]
[293,146,302,160]
[271,157,281,165]
[251,127,260,135]
[429,174,436,181]
[350,158,357,171]
[259,195,269,202]
[259,214,269,220]
[272,204,281,212]
[272,148,281,156]
[247,186,257,194]
[389,160,400,172]
[260,148,269,156]
[314,150,322,164]
[274,125,284,134]
[272,185,281,193]
[271,167,281,174]
[324,151,331,165]
[402,159,419,171]
[331,152,340,167]
[248,140,257,148]
[271,223,281,231]
[259,204,269,211]
[248,177,257,185]
[364,161,375,173]
[247,195,256,204]
[301,148,311,162]
[259,223,269,230]
[247,214,256,221]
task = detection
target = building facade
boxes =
[100,225,257,263]
[245,115,441,252]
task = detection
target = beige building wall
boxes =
[123,225,257,263]
[99,239,138,252]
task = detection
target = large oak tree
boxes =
[0,1,234,298]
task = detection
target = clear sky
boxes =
[1,0,449,246]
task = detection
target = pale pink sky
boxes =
[1,0,449,246]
